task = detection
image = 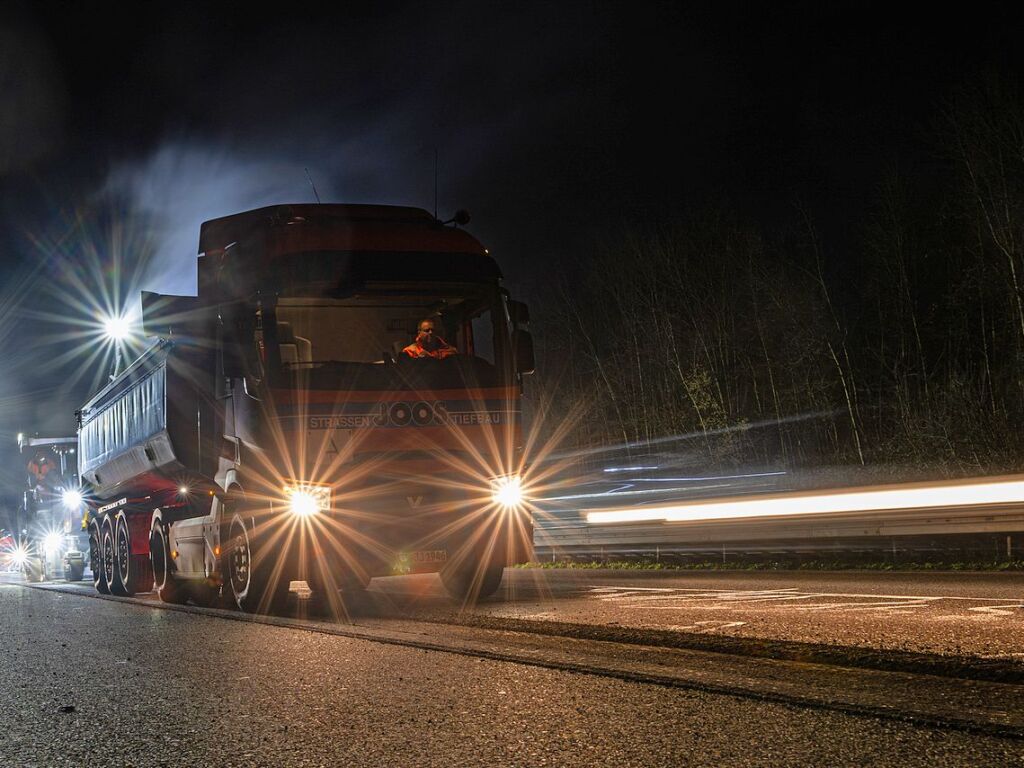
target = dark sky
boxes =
[0,0,1021,441]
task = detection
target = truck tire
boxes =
[307,563,370,619]
[89,521,109,594]
[24,557,45,583]
[65,562,85,582]
[150,522,187,604]
[102,516,127,596]
[224,510,289,614]
[441,561,504,603]
[116,514,154,595]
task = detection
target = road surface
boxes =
[22,568,1024,659]
[2,569,1024,766]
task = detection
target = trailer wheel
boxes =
[224,510,288,614]
[116,514,153,596]
[102,517,127,596]
[150,522,187,604]
[89,521,109,594]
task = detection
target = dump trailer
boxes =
[80,204,535,611]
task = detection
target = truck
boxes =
[16,434,87,582]
[80,203,535,613]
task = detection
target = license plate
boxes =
[410,549,448,564]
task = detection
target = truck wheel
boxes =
[24,557,45,583]
[441,561,505,604]
[150,523,187,604]
[65,562,85,582]
[90,521,109,594]
[102,517,127,596]
[307,565,370,619]
[116,515,153,595]
[224,510,288,614]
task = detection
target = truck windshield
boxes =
[266,293,508,388]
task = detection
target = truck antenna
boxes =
[304,168,322,204]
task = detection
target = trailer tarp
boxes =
[79,357,166,478]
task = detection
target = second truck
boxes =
[79,203,535,612]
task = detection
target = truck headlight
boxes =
[491,475,525,508]
[43,532,63,555]
[8,545,29,568]
[62,489,83,510]
[284,484,330,517]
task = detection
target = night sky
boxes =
[0,1,1021,440]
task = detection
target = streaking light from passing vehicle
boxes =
[586,477,1024,525]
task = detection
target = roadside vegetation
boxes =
[532,79,1024,478]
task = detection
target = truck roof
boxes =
[198,204,487,257]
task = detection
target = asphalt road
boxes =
[531,569,1024,658]
[2,578,1024,766]
[369,568,1024,659]
[15,567,1024,658]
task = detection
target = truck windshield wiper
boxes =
[283,359,398,368]
[282,360,352,367]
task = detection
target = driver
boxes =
[402,318,457,359]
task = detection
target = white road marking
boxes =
[666,620,747,632]
[795,599,936,611]
[968,604,1024,616]
[588,586,1024,602]
[586,586,1024,618]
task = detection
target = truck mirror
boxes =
[508,300,530,327]
[513,329,535,376]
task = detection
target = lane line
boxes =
[589,589,1024,606]
[587,585,1024,603]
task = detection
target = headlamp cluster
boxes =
[284,484,331,517]
[490,475,525,508]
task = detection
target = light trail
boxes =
[541,471,786,503]
[585,476,1024,525]
[540,412,833,463]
